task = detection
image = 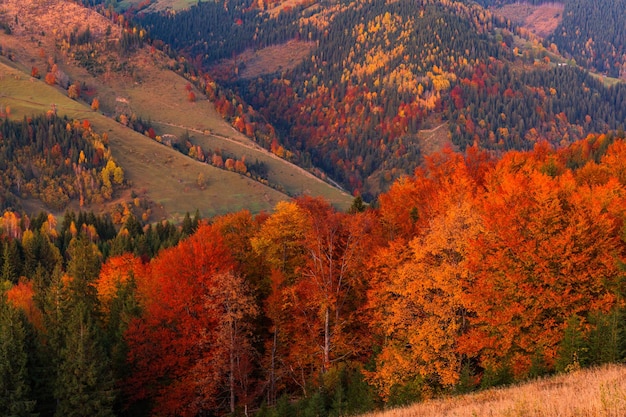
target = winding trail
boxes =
[151,120,349,193]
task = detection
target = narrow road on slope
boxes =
[151,120,349,193]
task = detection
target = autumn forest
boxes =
[1,0,626,415]
[2,132,626,416]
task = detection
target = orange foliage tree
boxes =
[6,278,43,330]
[459,150,625,377]
[250,201,309,399]
[291,196,379,376]
[96,253,147,315]
[367,154,483,398]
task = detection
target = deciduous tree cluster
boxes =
[1,134,625,416]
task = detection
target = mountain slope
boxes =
[0,58,290,220]
[138,0,626,199]
[482,0,626,77]
[0,0,353,219]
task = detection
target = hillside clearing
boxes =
[362,365,626,417]
[494,2,564,38]
[210,40,315,81]
[0,0,353,218]
[0,58,290,221]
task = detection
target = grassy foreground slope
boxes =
[362,365,626,417]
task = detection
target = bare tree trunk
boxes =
[230,322,236,414]
[323,306,330,373]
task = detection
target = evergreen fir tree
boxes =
[348,195,366,214]
[0,290,37,417]
[37,265,69,416]
[54,302,115,417]
[2,240,20,283]
[192,209,201,231]
[123,215,143,238]
[586,310,621,365]
[181,211,193,236]
[555,315,587,372]
[109,233,134,257]
[66,234,101,313]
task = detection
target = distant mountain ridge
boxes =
[481,0,626,77]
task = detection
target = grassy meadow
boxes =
[0,5,352,219]
[103,49,353,209]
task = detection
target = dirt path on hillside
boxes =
[151,120,349,192]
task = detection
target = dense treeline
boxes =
[547,0,626,77]
[235,0,507,198]
[0,115,125,211]
[0,206,197,417]
[235,0,626,197]
[1,134,626,416]
[448,62,626,150]
[137,0,307,65]
[132,0,625,199]
[135,0,626,199]
[138,0,505,196]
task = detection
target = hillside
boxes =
[138,0,626,199]
[481,0,626,78]
[493,2,564,38]
[0,0,352,220]
[361,365,626,417]
[2,132,626,417]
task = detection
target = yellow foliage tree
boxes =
[368,180,482,398]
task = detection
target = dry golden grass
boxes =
[361,365,626,417]
[117,0,198,12]
[265,0,314,17]
[0,0,119,40]
[0,58,291,220]
[210,40,315,81]
[417,120,453,156]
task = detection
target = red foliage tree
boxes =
[124,224,244,416]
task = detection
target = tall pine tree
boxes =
[0,288,37,417]
[54,302,115,417]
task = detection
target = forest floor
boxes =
[361,364,626,417]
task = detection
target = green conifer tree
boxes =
[181,211,193,236]
[2,240,19,284]
[556,315,587,372]
[66,234,101,313]
[54,302,115,417]
[0,290,37,417]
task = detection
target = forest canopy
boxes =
[1,133,625,416]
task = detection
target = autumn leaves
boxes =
[49,135,626,414]
[371,137,626,396]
